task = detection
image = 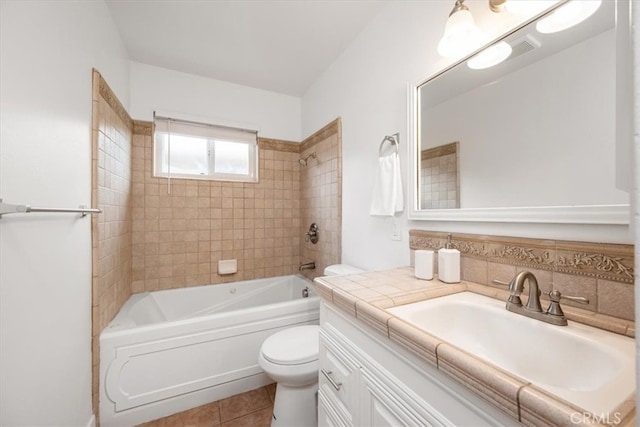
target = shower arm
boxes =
[299,152,317,166]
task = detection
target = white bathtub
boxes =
[99,275,319,427]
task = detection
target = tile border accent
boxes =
[130,124,300,150]
[409,230,634,284]
[258,137,300,153]
[301,117,340,151]
[95,68,133,130]
[133,120,153,136]
[421,141,458,160]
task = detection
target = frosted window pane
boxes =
[162,135,209,175]
[214,139,249,175]
[154,122,257,182]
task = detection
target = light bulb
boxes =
[467,41,513,69]
[437,8,488,58]
[536,0,602,34]
[505,0,557,17]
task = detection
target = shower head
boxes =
[298,152,317,167]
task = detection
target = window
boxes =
[153,116,258,182]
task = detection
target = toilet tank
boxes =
[323,264,364,276]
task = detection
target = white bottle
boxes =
[438,234,460,283]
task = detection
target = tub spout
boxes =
[299,262,315,271]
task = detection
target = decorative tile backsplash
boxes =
[409,230,635,321]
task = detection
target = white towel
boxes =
[370,152,403,216]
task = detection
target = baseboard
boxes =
[85,414,96,427]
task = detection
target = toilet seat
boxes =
[261,325,319,365]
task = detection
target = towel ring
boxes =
[378,133,399,157]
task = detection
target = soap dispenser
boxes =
[438,234,460,283]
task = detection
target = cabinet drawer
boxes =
[318,388,353,427]
[319,330,358,416]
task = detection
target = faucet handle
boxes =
[545,290,589,304]
[544,290,589,317]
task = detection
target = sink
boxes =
[388,291,635,414]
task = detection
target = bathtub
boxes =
[99,275,319,427]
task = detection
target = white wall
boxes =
[302,1,634,271]
[130,62,302,142]
[0,1,129,426]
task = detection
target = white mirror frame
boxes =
[407,1,631,225]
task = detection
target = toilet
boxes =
[258,264,363,427]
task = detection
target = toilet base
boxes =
[271,382,318,427]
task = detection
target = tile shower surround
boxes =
[91,70,133,416]
[130,118,341,292]
[91,70,342,419]
[131,130,303,291]
[299,119,342,281]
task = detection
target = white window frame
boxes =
[153,116,259,183]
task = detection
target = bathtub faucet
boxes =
[299,262,316,271]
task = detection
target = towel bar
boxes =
[0,199,102,218]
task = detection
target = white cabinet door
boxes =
[360,369,454,427]
[318,328,360,425]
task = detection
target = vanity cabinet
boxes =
[318,301,518,427]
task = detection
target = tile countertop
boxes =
[313,267,636,427]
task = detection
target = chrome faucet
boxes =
[299,261,316,271]
[495,270,589,326]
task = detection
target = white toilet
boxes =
[258,264,363,427]
[259,325,320,427]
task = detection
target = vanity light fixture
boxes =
[536,0,602,34]
[437,0,488,59]
[467,41,513,69]
[493,0,557,16]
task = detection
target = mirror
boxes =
[409,0,631,224]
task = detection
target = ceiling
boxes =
[105,0,387,97]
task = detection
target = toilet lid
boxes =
[261,325,320,365]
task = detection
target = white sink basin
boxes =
[388,292,635,414]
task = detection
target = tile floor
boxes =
[139,384,276,427]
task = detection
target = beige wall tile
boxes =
[129,125,344,291]
[91,70,134,417]
[597,279,635,321]
[550,272,597,311]
[460,256,487,284]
